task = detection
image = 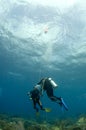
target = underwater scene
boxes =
[0,0,86,129]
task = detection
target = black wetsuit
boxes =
[39,78,61,102]
[30,88,44,112]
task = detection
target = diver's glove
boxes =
[27,92,32,100]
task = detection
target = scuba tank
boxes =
[48,78,58,88]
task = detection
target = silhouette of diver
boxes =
[27,87,45,112]
[36,77,68,111]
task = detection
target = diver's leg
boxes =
[33,100,39,112]
[37,100,45,111]
[46,88,61,102]
[50,96,61,102]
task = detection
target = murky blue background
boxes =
[0,0,86,120]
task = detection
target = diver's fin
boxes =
[60,98,68,111]
[44,108,52,112]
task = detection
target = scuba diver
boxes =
[36,77,68,111]
[27,85,51,113]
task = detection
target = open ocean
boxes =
[0,0,86,123]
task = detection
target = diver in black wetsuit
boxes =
[27,87,45,112]
[37,77,62,104]
[36,77,68,111]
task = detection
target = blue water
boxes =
[0,0,86,120]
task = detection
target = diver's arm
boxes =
[40,78,46,95]
[40,87,44,96]
[37,86,43,96]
